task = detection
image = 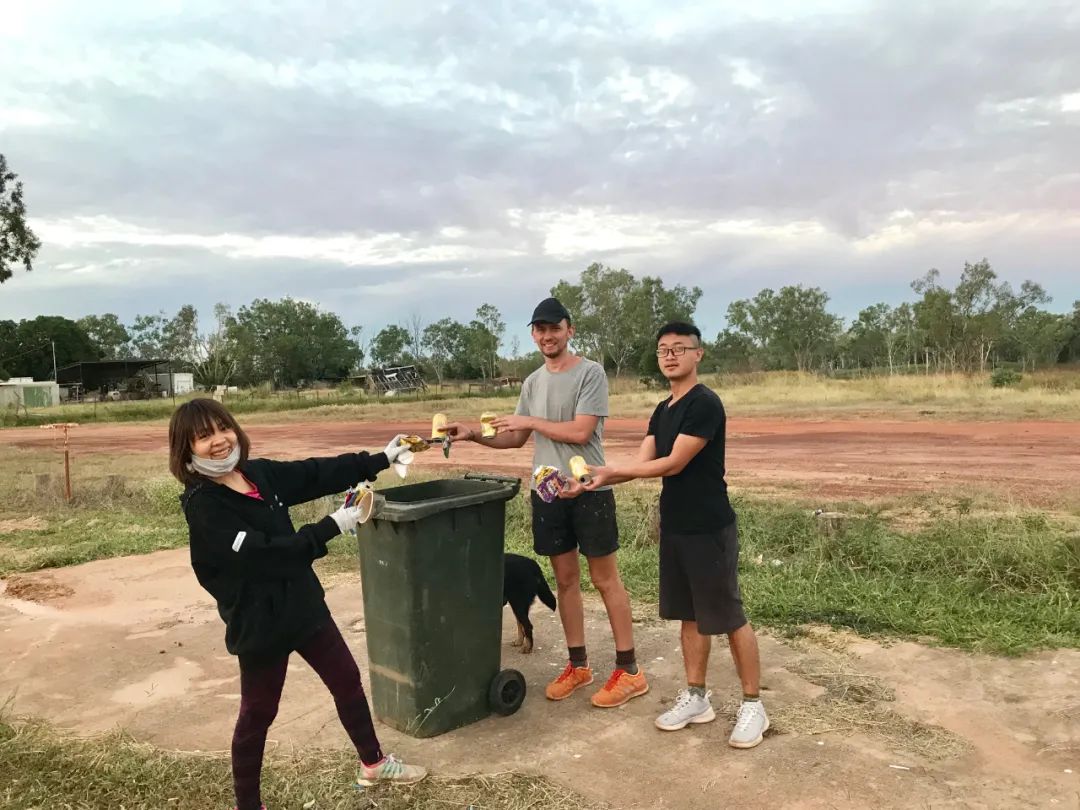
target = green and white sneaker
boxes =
[728,700,769,749]
[356,753,428,786]
[655,689,717,731]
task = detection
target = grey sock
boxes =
[689,685,707,699]
[568,646,588,669]
[614,648,637,675]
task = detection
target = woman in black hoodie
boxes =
[168,398,425,810]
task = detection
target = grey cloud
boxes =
[11,1,1077,235]
[1,0,1077,333]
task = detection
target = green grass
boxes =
[0,386,523,427]
[734,499,1080,653]
[0,475,188,575]
[0,717,603,810]
[2,464,1078,655]
[5,367,1080,428]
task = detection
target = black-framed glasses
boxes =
[655,345,697,358]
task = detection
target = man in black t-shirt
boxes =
[584,321,768,749]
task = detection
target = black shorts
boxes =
[659,521,747,635]
[530,489,620,558]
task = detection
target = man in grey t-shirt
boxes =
[516,352,608,476]
[445,297,648,709]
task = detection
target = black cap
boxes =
[528,297,572,326]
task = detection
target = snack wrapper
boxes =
[398,435,430,453]
[533,465,568,503]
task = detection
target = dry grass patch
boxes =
[5,368,1080,427]
[764,651,969,761]
[0,717,606,810]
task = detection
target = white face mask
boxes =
[187,444,241,477]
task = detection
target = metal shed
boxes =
[56,359,173,401]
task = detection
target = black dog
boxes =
[503,553,557,654]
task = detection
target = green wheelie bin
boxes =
[356,472,526,738]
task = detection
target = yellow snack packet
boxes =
[431,413,448,439]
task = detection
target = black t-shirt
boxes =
[647,383,736,534]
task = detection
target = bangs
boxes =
[185,400,235,438]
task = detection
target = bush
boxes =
[990,368,1022,388]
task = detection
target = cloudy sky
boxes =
[1,0,1078,343]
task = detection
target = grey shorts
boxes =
[659,521,747,635]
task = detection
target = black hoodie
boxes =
[179,451,390,659]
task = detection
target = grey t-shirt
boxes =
[515,357,609,489]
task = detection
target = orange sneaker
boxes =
[545,662,594,700]
[591,669,649,708]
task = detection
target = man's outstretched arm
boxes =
[443,421,532,449]
[491,413,599,446]
[586,434,706,488]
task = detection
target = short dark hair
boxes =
[168,398,251,486]
[656,321,702,345]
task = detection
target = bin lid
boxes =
[372,473,521,522]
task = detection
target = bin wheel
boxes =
[489,669,526,716]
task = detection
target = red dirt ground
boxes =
[4,417,1079,505]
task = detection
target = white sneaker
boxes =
[655,688,716,731]
[356,753,427,786]
[728,700,769,748]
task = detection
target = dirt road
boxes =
[4,416,1080,505]
[1,552,1078,809]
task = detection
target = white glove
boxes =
[383,434,413,479]
[330,504,364,535]
[383,434,414,463]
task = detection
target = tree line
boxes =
[2,259,1078,388]
[0,263,706,388]
[3,155,1078,384]
[717,260,1080,374]
[0,299,509,388]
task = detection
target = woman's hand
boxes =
[383,435,412,463]
[330,503,364,535]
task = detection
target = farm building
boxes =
[56,359,174,401]
[153,372,195,396]
[0,380,61,409]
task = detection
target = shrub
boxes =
[990,368,1022,388]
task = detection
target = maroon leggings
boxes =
[232,620,383,810]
